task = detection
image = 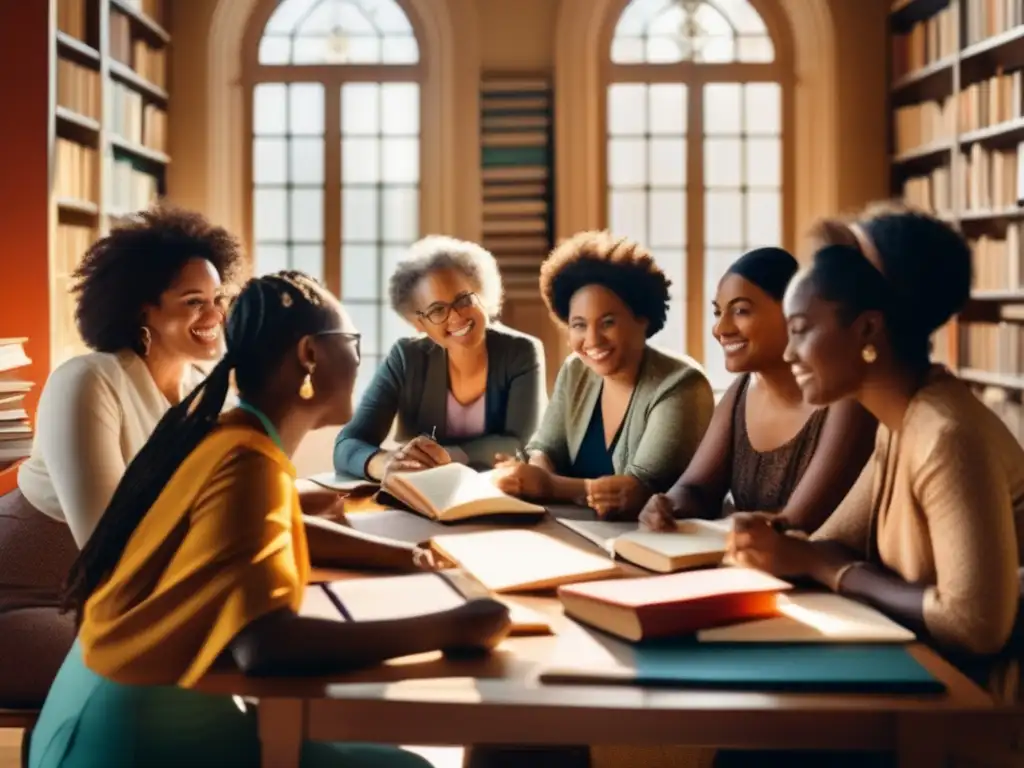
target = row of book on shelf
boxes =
[900,140,1024,213]
[0,339,33,471]
[55,138,160,210]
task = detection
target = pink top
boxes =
[445,390,486,440]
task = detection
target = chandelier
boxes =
[674,0,708,61]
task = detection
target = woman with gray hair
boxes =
[334,235,546,480]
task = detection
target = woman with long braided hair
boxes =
[29,271,511,768]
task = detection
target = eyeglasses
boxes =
[417,292,477,326]
[315,330,361,364]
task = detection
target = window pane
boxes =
[255,243,288,275]
[649,191,685,247]
[383,309,411,350]
[381,138,419,183]
[264,0,317,34]
[608,138,647,186]
[746,137,780,187]
[704,84,741,134]
[705,190,743,247]
[342,84,380,135]
[610,37,644,63]
[259,36,290,64]
[608,84,646,135]
[649,84,686,134]
[381,84,420,135]
[383,246,406,285]
[289,84,324,134]
[341,37,383,64]
[290,138,324,184]
[608,190,646,239]
[746,190,781,244]
[290,189,323,241]
[342,188,379,242]
[342,138,379,184]
[253,138,286,184]
[382,187,418,243]
[342,244,380,300]
[745,83,780,135]
[382,36,419,64]
[293,244,324,283]
[705,138,741,188]
[652,248,686,301]
[650,138,685,186]
[347,303,380,356]
[738,36,774,62]
[254,188,287,241]
[254,84,287,135]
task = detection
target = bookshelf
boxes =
[889,0,1024,439]
[51,0,169,366]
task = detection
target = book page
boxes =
[616,520,728,559]
[326,572,466,621]
[560,567,791,608]
[393,463,503,512]
[556,518,635,553]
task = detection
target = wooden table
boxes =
[199,499,1001,767]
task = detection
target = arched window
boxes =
[606,0,786,391]
[249,0,422,397]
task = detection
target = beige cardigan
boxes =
[813,368,1024,657]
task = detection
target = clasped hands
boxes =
[491,456,643,518]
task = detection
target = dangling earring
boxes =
[299,363,316,400]
[861,344,878,364]
[139,326,152,358]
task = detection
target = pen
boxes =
[515,447,529,463]
[428,425,436,441]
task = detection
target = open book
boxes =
[382,463,546,523]
[557,517,731,573]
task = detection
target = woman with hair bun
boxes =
[495,230,714,519]
[729,207,1024,713]
[640,247,876,534]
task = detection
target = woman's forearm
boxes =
[665,483,720,520]
[303,516,418,572]
[834,562,928,636]
[549,474,588,504]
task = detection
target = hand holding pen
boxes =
[387,425,452,474]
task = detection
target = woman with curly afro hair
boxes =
[495,230,714,519]
[0,205,243,708]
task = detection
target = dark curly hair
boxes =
[805,202,971,371]
[72,205,245,353]
[539,230,671,338]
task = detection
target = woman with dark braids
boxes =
[29,272,510,768]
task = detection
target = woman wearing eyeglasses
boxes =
[334,236,547,480]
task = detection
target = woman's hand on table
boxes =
[637,493,680,531]
[299,487,350,526]
[585,476,646,519]
[440,598,512,656]
[492,457,553,499]
[383,437,452,476]
[726,512,816,577]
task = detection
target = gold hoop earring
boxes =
[299,363,316,400]
[861,344,878,364]
[140,326,152,358]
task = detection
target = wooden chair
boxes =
[0,708,39,768]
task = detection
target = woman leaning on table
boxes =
[29,271,510,768]
[334,235,546,480]
[638,246,876,534]
[495,230,714,519]
[723,206,1024,766]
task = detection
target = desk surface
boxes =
[198,499,995,751]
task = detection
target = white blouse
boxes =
[18,350,209,547]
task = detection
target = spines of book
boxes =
[974,385,1024,443]
[961,321,1024,375]
[480,76,553,299]
[57,0,88,41]
[970,222,1024,291]
[105,153,159,213]
[110,12,168,90]
[963,0,1024,48]
[107,80,166,152]
[960,71,1024,132]
[900,167,951,213]
[959,143,1023,211]
[54,224,94,276]
[893,98,955,153]
[54,139,97,202]
[57,59,101,120]
[0,338,35,471]
[890,6,957,81]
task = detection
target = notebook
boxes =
[556,517,731,572]
[381,463,546,522]
[428,528,622,593]
[302,570,553,636]
[697,592,916,643]
[558,567,791,642]
[537,630,945,693]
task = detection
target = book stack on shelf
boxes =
[889,0,1024,438]
[52,0,170,366]
[0,339,35,472]
[479,75,554,300]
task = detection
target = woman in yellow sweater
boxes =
[726,206,1024,763]
[30,271,510,768]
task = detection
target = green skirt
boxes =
[30,641,433,768]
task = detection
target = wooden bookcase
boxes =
[889,0,1024,440]
[51,0,169,367]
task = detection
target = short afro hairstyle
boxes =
[73,205,244,354]
[388,235,504,319]
[804,202,971,369]
[539,230,671,338]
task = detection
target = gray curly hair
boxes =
[388,235,504,319]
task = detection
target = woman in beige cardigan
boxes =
[728,206,1024,765]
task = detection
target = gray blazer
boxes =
[526,345,714,493]
[334,324,547,478]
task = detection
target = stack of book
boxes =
[0,338,35,470]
